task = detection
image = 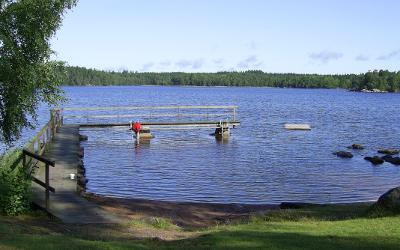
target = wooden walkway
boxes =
[31,125,123,224]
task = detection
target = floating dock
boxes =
[284,123,311,130]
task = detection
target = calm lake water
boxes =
[15,86,400,204]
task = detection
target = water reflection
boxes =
[215,136,229,144]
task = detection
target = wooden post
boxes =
[60,108,64,125]
[22,152,26,168]
[45,163,50,209]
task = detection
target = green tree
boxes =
[0,0,76,144]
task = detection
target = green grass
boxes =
[0,203,399,249]
[127,217,179,230]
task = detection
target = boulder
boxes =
[374,187,400,211]
[333,151,353,158]
[381,155,393,161]
[77,176,88,187]
[382,155,400,165]
[78,147,84,158]
[77,167,85,175]
[347,144,365,150]
[377,149,399,155]
[79,134,88,141]
[364,156,384,165]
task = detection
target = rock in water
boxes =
[79,134,88,141]
[375,187,400,211]
[347,144,364,150]
[382,155,400,165]
[364,156,384,165]
[377,149,399,155]
[333,151,353,158]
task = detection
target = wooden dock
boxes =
[62,105,239,127]
[24,105,239,223]
[30,125,123,223]
[79,121,240,128]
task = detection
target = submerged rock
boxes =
[382,155,400,165]
[377,149,399,155]
[78,146,84,158]
[333,151,353,158]
[374,186,400,211]
[364,156,384,165]
[347,144,365,150]
[79,134,88,141]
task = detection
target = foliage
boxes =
[0,149,30,215]
[63,67,400,92]
[0,0,76,144]
[128,217,178,230]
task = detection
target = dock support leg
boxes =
[45,163,50,209]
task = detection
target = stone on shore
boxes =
[374,186,400,211]
[333,151,353,158]
[364,156,384,165]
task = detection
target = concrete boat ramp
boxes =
[30,125,123,224]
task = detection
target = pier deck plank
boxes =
[31,125,123,224]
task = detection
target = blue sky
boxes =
[51,0,400,74]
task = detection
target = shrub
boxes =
[0,150,31,215]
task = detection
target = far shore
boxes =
[61,84,400,93]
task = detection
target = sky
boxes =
[50,0,400,74]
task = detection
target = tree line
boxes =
[63,66,400,92]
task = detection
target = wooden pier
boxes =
[21,105,239,223]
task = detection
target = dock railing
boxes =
[61,105,239,127]
[19,109,62,209]
[24,109,62,155]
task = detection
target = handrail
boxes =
[61,105,238,126]
[21,109,62,210]
[63,113,230,119]
[22,149,55,166]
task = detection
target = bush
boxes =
[0,150,31,215]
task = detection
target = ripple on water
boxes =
[76,87,400,204]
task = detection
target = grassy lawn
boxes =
[0,204,399,250]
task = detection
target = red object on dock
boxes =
[132,122,142,133]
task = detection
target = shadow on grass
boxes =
[169,230,400,250]
[1,228,399,250]
[257,203,380,222]
[1,203,400,250]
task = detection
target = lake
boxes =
[14,86,400,204]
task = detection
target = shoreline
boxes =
[84,192,278,228]
[83,192,375,228]
[61,84,400,93]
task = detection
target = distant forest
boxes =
[63,66,400,92]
